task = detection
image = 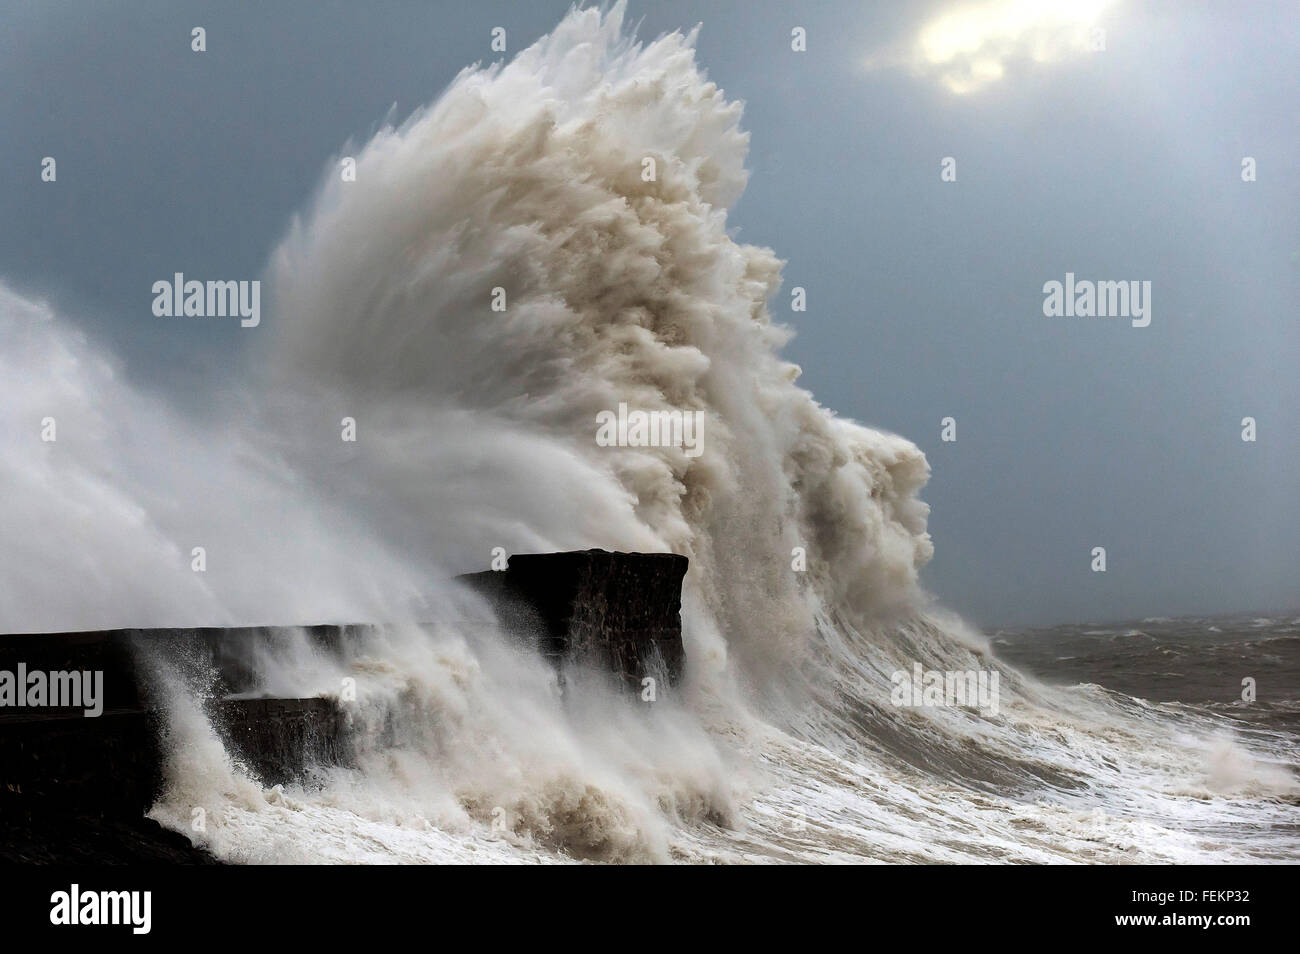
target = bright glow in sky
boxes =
[908,0,1115,94]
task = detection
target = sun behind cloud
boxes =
[872,0,1115,94]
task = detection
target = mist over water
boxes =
[1,4,1294,863]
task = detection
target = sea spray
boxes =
[264,1,936,709]
[0,2,1294,863]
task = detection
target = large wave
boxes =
[1,3,1293,863]
[261,2,937,717]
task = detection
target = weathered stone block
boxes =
[458,549,688,688]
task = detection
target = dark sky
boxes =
[2,0,1296,626]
